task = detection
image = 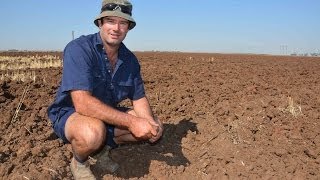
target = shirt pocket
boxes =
[92,70,106,89]
[92,70,113,103]
[114,78,134,102]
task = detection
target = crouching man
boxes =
[47,0,163,179]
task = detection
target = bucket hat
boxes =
[94,0,136,30]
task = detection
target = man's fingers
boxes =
[149,138,156,143]
[148,118,163,143]
[147,119,159,134]
[149,120,159,126]
[150,128,157,136]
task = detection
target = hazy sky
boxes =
[1,0,319,55]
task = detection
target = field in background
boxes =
[0,52,62,82]
[0,51,319,179]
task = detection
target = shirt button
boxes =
[110,84,114,89]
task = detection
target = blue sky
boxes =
[0,0,319,55]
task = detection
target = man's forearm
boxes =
[71,90,132,128]
[132,97,154,120]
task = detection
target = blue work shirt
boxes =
[47,32,145,124]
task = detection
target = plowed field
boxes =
[1,52,319,179]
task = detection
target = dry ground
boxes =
[0,52,319,179]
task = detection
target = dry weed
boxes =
[279,96,302,118]
[11,84,30,123]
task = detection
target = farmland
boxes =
[0,51,319,179]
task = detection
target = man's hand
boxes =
[128,116,159,140]
[148,117,163,143]
[131,97,163,143]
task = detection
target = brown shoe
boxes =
[70,157,96,180]
[91,146,119,173]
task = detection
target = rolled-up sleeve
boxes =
[61,41,93,93]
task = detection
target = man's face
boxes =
[99,16,130,47]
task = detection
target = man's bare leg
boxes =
[64,112,107,179]
[65,112,106,161]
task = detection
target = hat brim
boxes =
[94,10,136,30]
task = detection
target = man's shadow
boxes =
[93,118,198,179]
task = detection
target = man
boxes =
[47,0,163,179]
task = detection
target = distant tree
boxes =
[8,49,19,52]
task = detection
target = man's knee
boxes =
[66,113,106,151]
[82,122,106,149]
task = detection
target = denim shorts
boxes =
[52,107,130,149]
